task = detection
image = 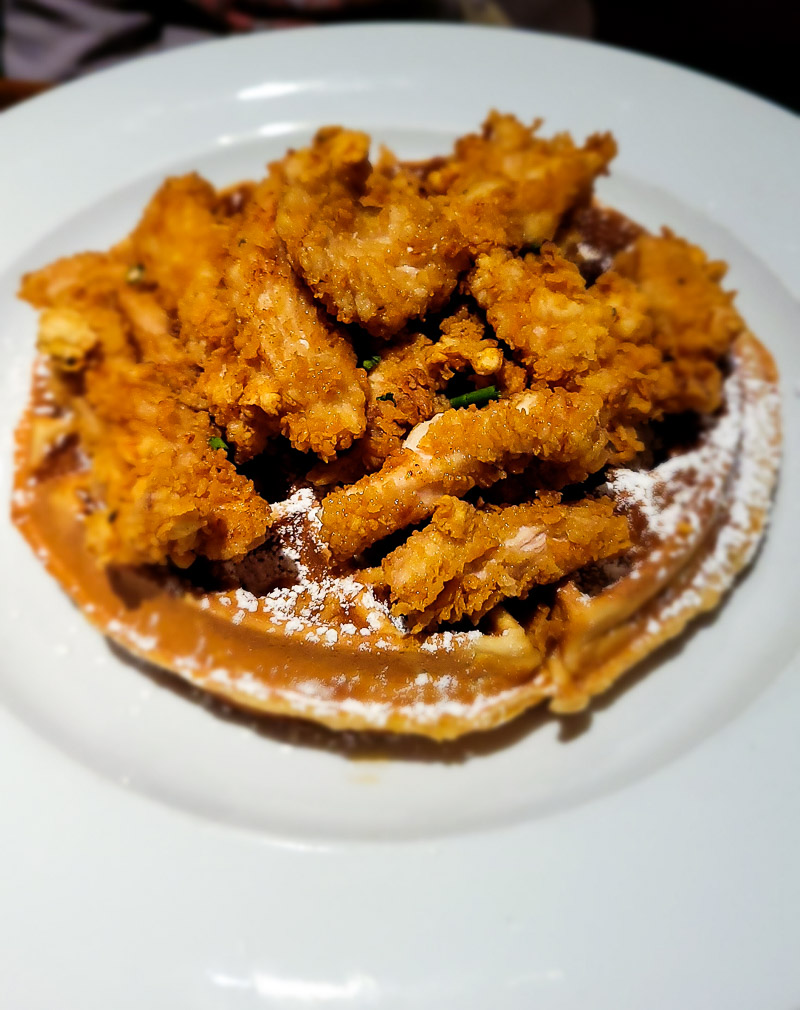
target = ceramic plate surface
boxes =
[1,24,798,1009]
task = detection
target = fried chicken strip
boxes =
[194,177,368,461]
[128,174,234,315]
[75,359,273,568]
[614,230,744,414]
[380,494,630,630]
[124,171,368,463]
[320,388,607,559]
[467,244,664,464]
[275,128,469,337]
[23,246,273,567]
[420,112,617,251]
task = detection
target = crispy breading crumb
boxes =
[18,113,749,615]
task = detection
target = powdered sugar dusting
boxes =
[218,486,476,654]
[156,483,494,729]
[609,343,780,638]
[105,618,158,653]
[200,664,525,728]
[609,366,744,544]
[234,587,258,612]
[650,365,780,629]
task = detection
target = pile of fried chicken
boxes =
[22,113,744,632]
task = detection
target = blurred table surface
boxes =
[0,79,52,112]
[1,0,798,115]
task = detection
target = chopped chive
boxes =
[125,264,145,285]
[377,392,395,403]
[208,436,228,451]
[360,355,381,371]
[448,385,498,409]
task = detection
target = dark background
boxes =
[1,0,798,113]
[591,0,799,113]
[378,0,800,113]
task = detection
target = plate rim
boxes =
[1,23,799,1009]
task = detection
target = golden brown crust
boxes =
[379,494,630,630]
[192,177,369,462]
[614,229,743,414]
[11,332,779,739]
[319,387,607,559]
[10,115,782,741]
[275,128,469,337]
[422,111,617,250]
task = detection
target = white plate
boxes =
[1,24,798,1009]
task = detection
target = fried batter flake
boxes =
[381,494,630,630]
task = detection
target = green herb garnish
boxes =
[125,264,145,285]
[377,392,395,403]
[208,436,229,451]
[448,385,498,409]
[360,355,381,371]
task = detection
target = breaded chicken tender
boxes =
[467,244,664,464]
[320,388,607,559]
[21,250,133,362]
[468,245,647,380]
[125,172,368,462]
[275,128,469,337]
[614,230,744,414]
[381,494,630,630]
[420,112,617,251]
[128,174,237,315]
[75,359,273,567]
[194,178,368,461]
[20,235,273,568]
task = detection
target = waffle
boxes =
[10,116,781,741]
